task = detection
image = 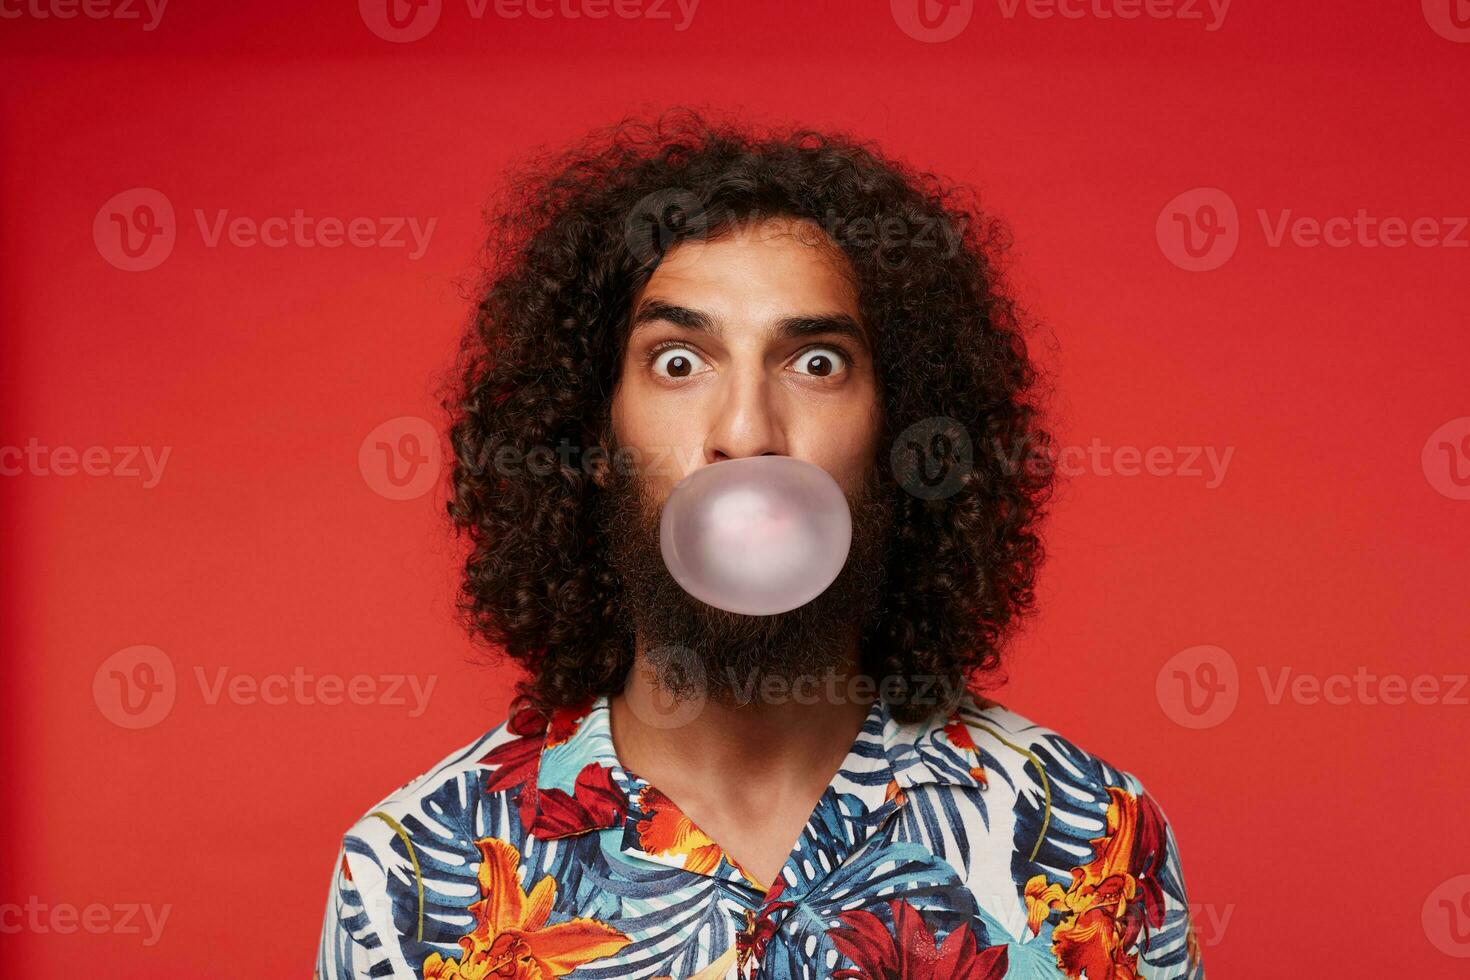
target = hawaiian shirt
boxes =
[316,691,1204,979]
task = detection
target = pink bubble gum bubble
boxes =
[659,456,852,616]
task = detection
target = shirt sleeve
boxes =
[315,840,400,980]
[1125,776,1207,980]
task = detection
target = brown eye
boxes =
[652,346,707,379]
[793,347,848,379]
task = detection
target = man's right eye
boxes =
[650,345,708,379]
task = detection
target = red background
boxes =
[3,0,1468,975]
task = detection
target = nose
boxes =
[702,369,787,464]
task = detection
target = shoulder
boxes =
[958,696,1152,787]
[346,702,549,876]
[941,695,1204,978]
[890,691,1193,876]
[345,711,526,834]
[942,693,1157,799]
[928,694,1195,901]
[316,709,542,979]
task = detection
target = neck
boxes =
[607,645,876,786]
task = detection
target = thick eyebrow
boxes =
[629,299,870,352]
[630,299,718,335]
[774,313,869,351]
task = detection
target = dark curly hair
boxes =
[443,109,1055,724]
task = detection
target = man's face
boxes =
[600,217,893,705]
[612,216,881,493]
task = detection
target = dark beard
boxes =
[597,455,895,708]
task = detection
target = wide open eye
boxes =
[791,346,849,379]
[651,345,709,379]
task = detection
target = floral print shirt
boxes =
[316,691,1204,979]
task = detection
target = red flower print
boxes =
[481,699,601,834]
[829,899,1008,980]
[544,699,594,749]
[528,762,626,840]
[737,878,794,976]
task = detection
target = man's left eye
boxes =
[792,347,849,378]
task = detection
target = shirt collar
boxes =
[522,690,992,843]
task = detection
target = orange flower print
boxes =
[942,717,989,788]
[1023,786,1184,980]
[634,785,725,875]
[423,837,630,979]
[884,778,906,808]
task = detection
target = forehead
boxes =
[635,217,861,322]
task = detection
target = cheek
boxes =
[793,391,883,490]
[611,383,705,492]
